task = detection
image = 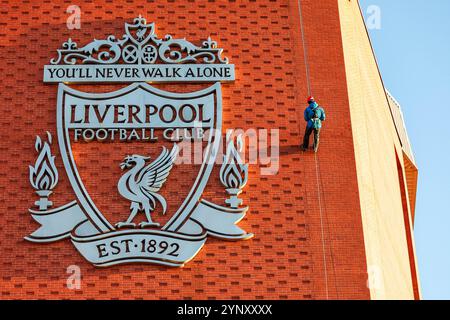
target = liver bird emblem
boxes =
[116,144,179,229]
[136,27,147,41]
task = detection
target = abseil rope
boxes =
[297,0,330,300]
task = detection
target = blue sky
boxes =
[359,0,450,300]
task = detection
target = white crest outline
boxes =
[56,82,222,234]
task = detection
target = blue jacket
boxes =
[304,102,326,129]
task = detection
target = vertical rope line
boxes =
[317,153,340,299]
[297,0,312,96]
[297,0,329,300]
[314,152,329,300]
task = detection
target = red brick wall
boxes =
[0,0,369,299]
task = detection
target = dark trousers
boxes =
[302,126,321,152]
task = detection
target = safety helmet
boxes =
[307,96,315,103]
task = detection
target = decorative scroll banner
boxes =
[25,199,251,267]
[24,201,86,243]
[71,224,208,267]
[43,16,235,83]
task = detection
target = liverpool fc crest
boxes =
[26,16,252,267]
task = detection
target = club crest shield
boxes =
[26,16,252,267]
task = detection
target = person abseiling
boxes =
[302,96,326,153]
